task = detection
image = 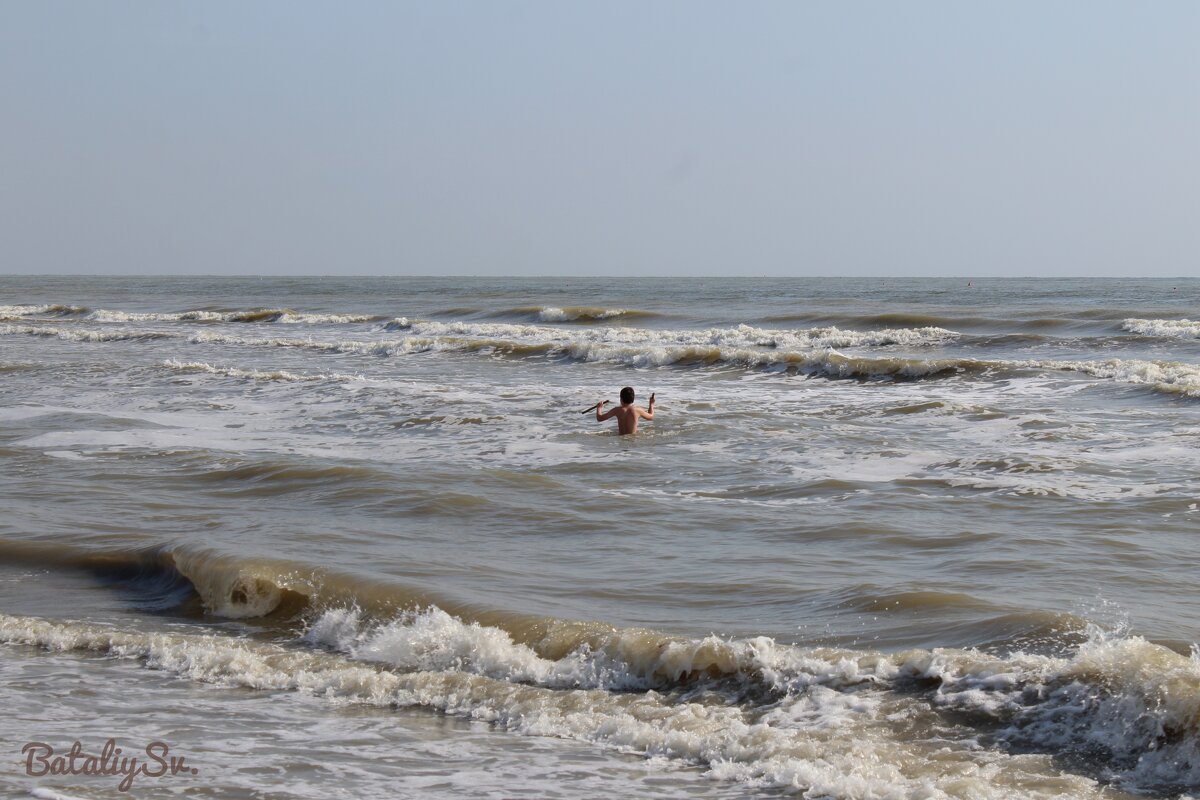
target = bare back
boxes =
[597,401,654,435]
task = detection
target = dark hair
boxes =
[620,386,635,405]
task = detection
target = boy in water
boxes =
[596,387,655,435]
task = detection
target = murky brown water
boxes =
[2,276,1199,798]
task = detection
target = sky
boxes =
[0,1,1196,277]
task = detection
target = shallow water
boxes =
[1,276,1199,799]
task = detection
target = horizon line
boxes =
[0,274,1195,281]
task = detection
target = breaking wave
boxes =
[1025,357,1200,398]
[0,303,382,324]
[494,305,666,323]
[89,308,383,324]
[1123,318,1200,339]
[0,303,88,318]
[2,597,1199,794]
[189,328,1200,396]
[0,302,381,323]
[8,317,1200,399]
[0,323,171,342]
[189,328,978,379]
[403,319,960,348]
[5,540,1200,795]
[161,359,363,384]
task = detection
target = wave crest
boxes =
[4,605,1200,796]
[162,359,360,384]
[1123,318,1200,339]
[0,323,171,342]
[487,305,664,323]
[5,537,1200,795]
[0,303,88,318]
[89,308,382,324]
[1029,357,1200,398]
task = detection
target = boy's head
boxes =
[620,386,635,405]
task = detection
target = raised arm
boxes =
[638,393,656,420]
[596,400,617,421]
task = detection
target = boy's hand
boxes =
[649,393,656,407]
[598,400,607,407]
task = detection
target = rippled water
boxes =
[2,275,1199,799]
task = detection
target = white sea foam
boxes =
[0,304,87,318]
[1022,357,1200,398]
[537,306,628,322]
[187,330,439,358]
[276,312,380,324]
[28,789,90,800]
[186,326,970,381]
[0,611,1134,798]
[89,308,378,324]
[758,685,884,732]
[8,316,1200,400]
[90,309,228,323]
[1,301,381,324]
[0,324,172,343]
[302,600,1200,799]
[191,330,978,382]
[1122,318,1200,339]
[162,359,361,384]
[9,608,1198,796]
[305,607,645,690]
[398,320,960,350]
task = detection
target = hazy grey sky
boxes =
[1,1,1196,276]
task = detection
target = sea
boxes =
[1,275,1199,799]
